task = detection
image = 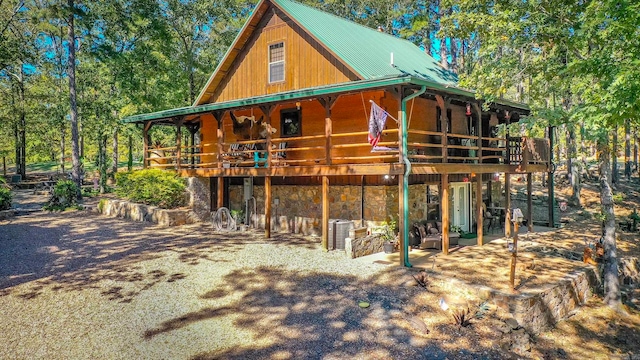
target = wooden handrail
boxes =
[408,142,444,148]
[331,129,396,138]
[407,129,442,136]
[447,133,480,140]
[332,141,398,149]
[272,134,325,142]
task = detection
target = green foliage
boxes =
[612,193,625,204]
[0,185,11,211]
[115,169,186,209]
[44,180,81,211]
[379,218,398,243]
[98,198,107,213]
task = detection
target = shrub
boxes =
[115,169,186,209]
[0,186,11,211]
[45,180,80,211]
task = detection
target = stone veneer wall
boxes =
[227,183,430,234]
[345,233,385,259]
[187,177,211,221]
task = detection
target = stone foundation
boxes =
[96,198,197,227]
[186,177,211,221]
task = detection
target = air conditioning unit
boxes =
[334,220,355,250]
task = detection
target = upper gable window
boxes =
[269,42,285,83]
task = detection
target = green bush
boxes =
[45,180,80,211]
[115,169,186,209]
[0,186,11,210]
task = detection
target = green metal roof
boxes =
[274,0,458,84]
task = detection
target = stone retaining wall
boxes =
[345,233,385,259]
[96,198,197,227]
[475,267,598,334]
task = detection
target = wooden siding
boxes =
[210,8,359,104]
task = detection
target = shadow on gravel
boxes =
[143,266,505,360]
[0,212,317,302]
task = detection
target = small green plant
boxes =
[0,185,11,211]
[612,193,625,203]
[98,198,107,212]
[380,219,398,243]
[230,209,245,224]
[115,169,186,209]
[44,180,80,211]
[450,225,463,234]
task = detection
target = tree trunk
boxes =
[67,0,81,198]
[111,127,118,178]
[625,119,631,180]
[98,135,108,194]
[17,66,26,179]
[567,125,580,205]
[60,121,65,174]
[127,135,133,171]
[634,127,638,175]
[437,1,448,70]
[612,124,618,185]
[581,122,588,179]
[597,134,621,309]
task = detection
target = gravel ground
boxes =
[0,192,508,359]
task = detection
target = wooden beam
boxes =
[505,173,511,237]
[476,174,483,246]
[548,126,555,228]
[175,117,183,170]
[504,111,511,164]
[265,175,271,238]
[318,97,337,165]
[212,111,225,168]
[527,172,533,233]
[322,176,329,251]
[143,121,151,169]
[398,173,406,266]
[441,174,450,255]
[179,163,406,178]
[217,176,224,209]
[435,95,450,162]
[410,163,547,175]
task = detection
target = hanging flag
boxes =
[368,101,388,147]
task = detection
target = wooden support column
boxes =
[322,176,329,251]
[436,95,450,163]
[174,117,184,170]
[217,177,224,209]
[265,175,272,238]
[318,96,337,165]
[142,121,152,169]
[441,174,450,255]
[211,111,225,168]
[504,111,511,165]
[476,174,483,246]
[527,173,533,232]
[398,173,406,266]
[188,123,199,166]
[505,173,511,237]
[473,103,483,163]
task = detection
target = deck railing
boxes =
[145,132,548,170]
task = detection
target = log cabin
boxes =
[123,0,552,266]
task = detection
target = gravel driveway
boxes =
[0,194,501,359]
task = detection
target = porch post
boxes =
[527,173,533,232]
[476,174,483,245]
[175,117,183,170]
[217,177,224,209]
[318,96,337,165]
[398,173,406,265]
[505,173,511,237]
[265,176,272,238]
[142,121,152,169]
[441,173,450,255]
[322,176,329,251]
[436,95,449,163]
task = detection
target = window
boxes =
[436,107,452,133]
[280,108,301,137]
[269,42,285,83]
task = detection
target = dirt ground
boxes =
[1,172,639,359]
